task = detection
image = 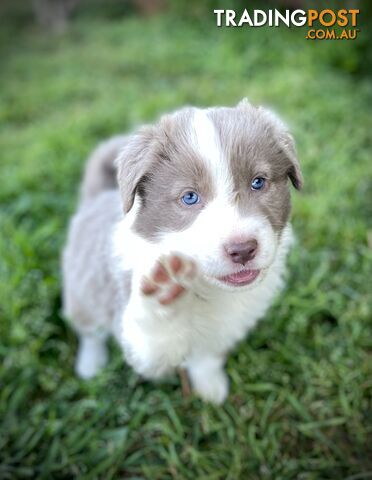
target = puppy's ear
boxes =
[279,131,303,190]
[115,125,156,213]
[258,106,303,190]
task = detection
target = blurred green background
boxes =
[0,1,371,479]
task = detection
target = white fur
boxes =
[192,109,234,196]
[112,217,292,403]
[75,333,108,379]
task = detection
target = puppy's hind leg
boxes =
[75,332,108,379]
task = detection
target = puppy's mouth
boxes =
[218,268,261,287]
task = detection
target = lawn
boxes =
[0,6,371,480]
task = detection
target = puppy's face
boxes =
[117,101,302,290]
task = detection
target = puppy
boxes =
[62,99,303,404]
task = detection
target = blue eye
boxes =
[182,191,200,206]
[251,177,266,190]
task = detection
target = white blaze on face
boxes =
[191,109,234,196]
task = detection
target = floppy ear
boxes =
[115,125,156,213]
[256,104,303,190]
[279,131,303,190]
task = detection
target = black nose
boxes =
[225,240,258,265]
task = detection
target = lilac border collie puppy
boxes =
[62,99,303,404]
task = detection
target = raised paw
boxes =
[141,254,197,306]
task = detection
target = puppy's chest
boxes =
[170,290,263,350]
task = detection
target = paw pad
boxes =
[141,254,196,305]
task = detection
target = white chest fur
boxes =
[111,213,293,403]
[118,237,287,379]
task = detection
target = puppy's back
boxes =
[62,136,128,335]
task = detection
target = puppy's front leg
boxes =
[186,353,229,405]
[121,254,197,379]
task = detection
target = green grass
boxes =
[1,9,372,480]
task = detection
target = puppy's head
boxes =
[117,100,302,290]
